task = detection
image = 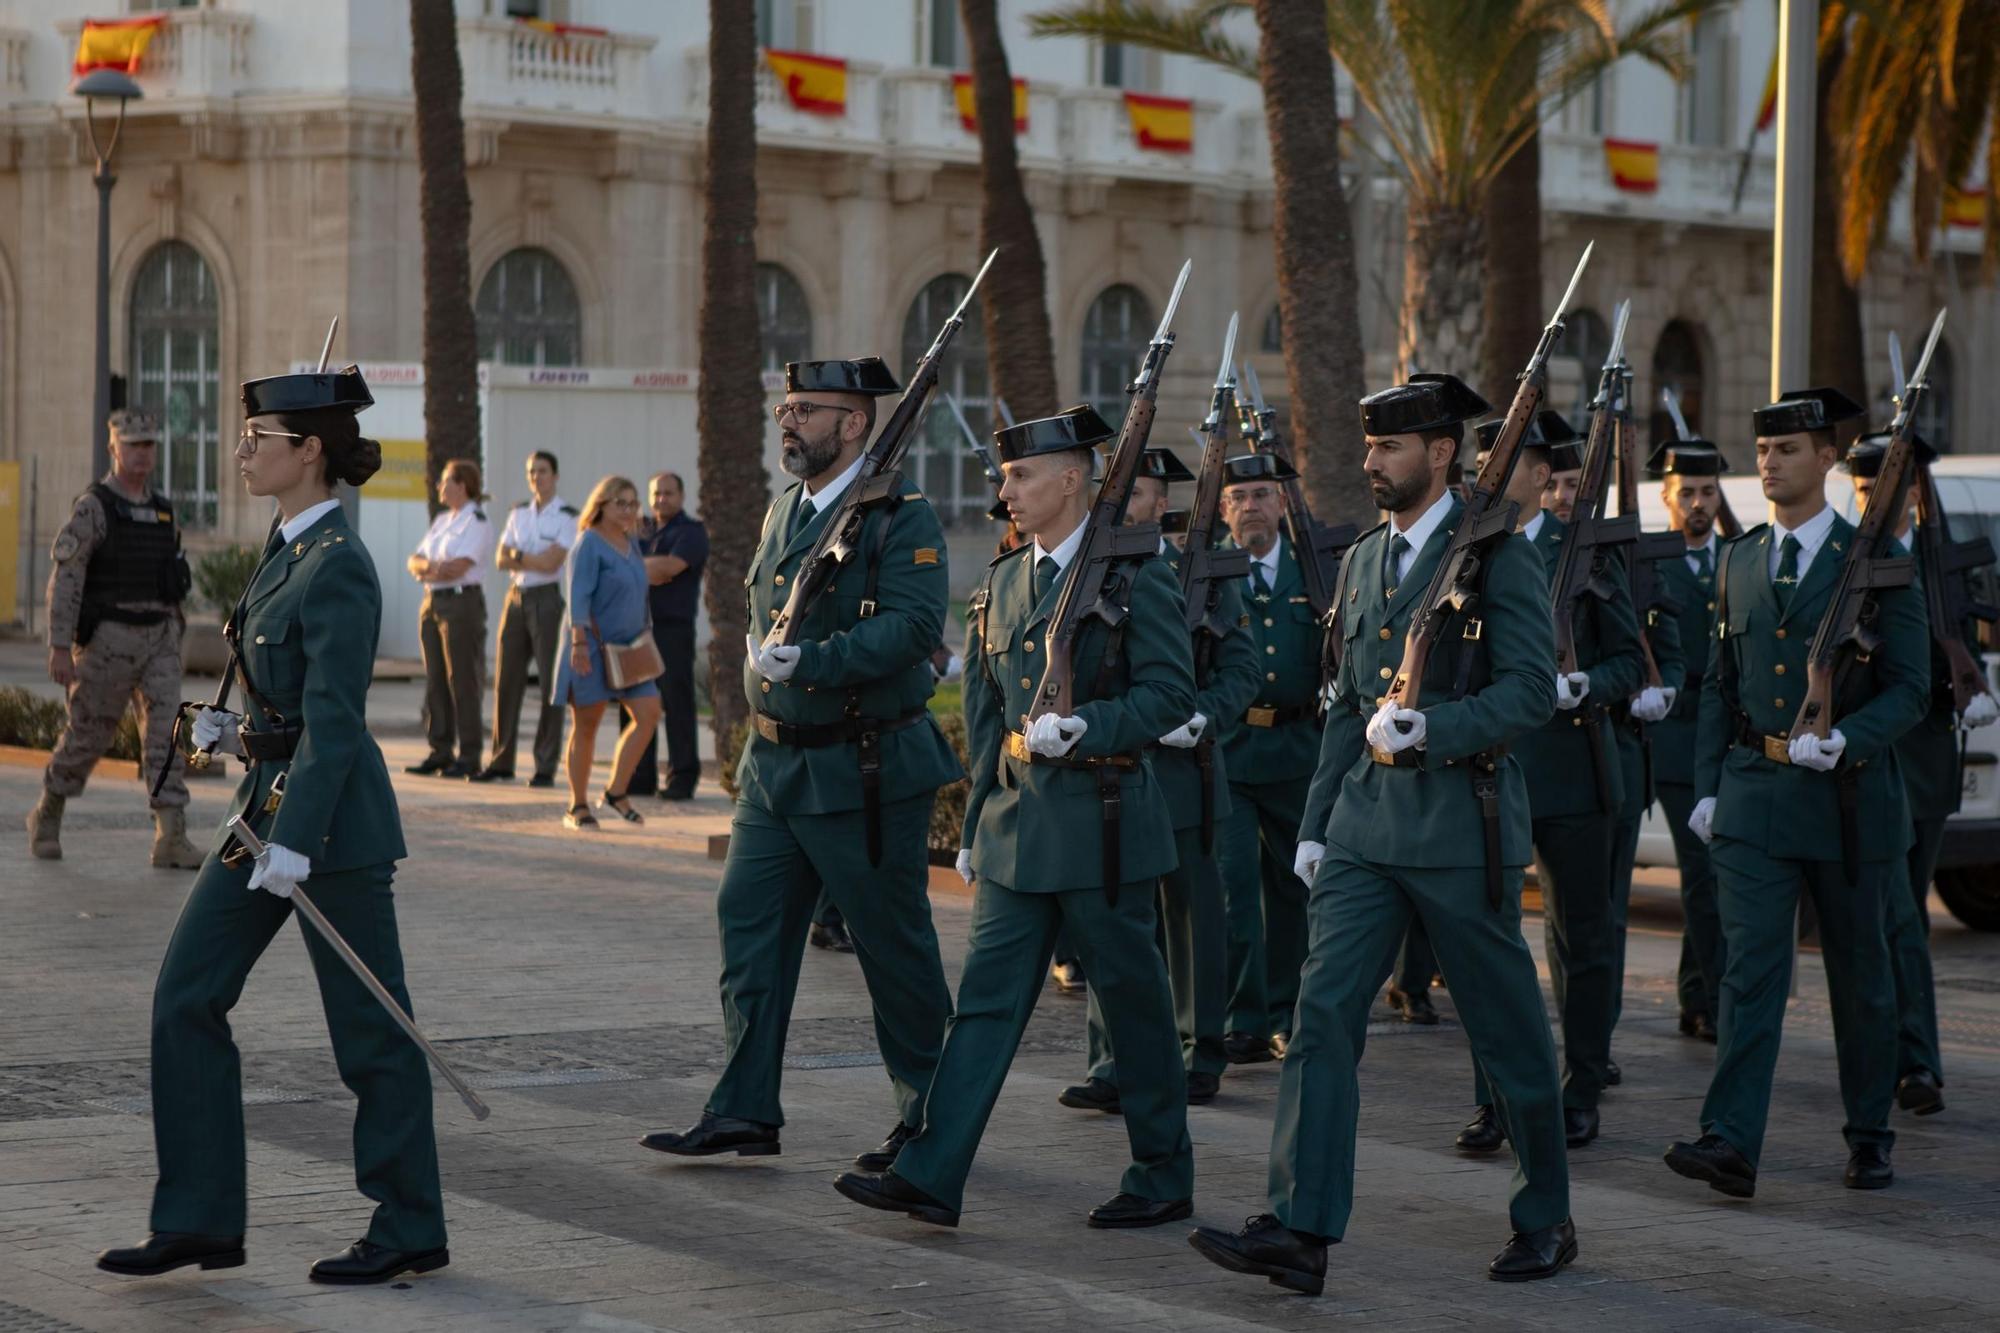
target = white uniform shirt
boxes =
[1769,503,1837,582]
[414,503,490,591]
[499,495,573,590]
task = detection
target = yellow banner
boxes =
[372,439,429,502]
[1124,92,1193,153]
[0,461,17,624]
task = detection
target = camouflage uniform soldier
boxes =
[28,409,201,868]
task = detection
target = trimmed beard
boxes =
[780,431,843,481]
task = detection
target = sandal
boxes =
[563,804,599,831]
[601,790,644,825]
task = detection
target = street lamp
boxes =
[75,68,143,480]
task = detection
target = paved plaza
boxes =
[2,691,1998,1331]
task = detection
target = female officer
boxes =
[97,366,449,1287]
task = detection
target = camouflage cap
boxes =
[107,407,161,442]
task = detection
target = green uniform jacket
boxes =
[1156,544,1262,830]
[1898,545,1981,819]
[1650,544,1721,786]
[221,507,406,872]
[1695,517,1930,862]
[1300,497,1557,867]
[736,475,963,814]
[1219,535,1324,782]
[1512,513,1647,817]
[963,543,1195,890]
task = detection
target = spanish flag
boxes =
[1124,92,1193,153]
[952,73,1028,134]
[1604,137,1660,194]
[764,48,848,117]
[514,18,610,39]
[1946,184,1988,230]
[73,16,165,77]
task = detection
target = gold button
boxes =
[1774,664,1786,676]
[1378,666,1392,679]
[1024,641,1036,653]
[1378,627,1391,640]
[1267,645,1278,655]
[1266,671,1277,682]
[1706,600,1715,611]
[1020,677,1033,689]
[254,634,266,644]
[1774,697,1785,708]
[1573,716,1584,726]
[760,681,771,694]
[770,608,780,620]
[1775,628,1786,639]
[1264,617,1274,627]
[774,573,785,585]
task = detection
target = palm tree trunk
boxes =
[408,0,479,495]
[1400,203,1485,383]
[1810,32,1866,401]
[698,0,769,752]
[1252,0,1366,526]
[959,0,1057,418]
[1481,130,1543,400]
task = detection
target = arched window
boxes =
[129,241,221,529]
[1650,319,1706,446]
[756,263,813,374]
[475,248,581,366]
[1554,307,1611,427]
[1080,284,1153,424]
[1914,337,1954,453]
[900,273,989,522]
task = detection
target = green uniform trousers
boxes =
[1702,837,1898,1167]
[149,856,445,1250]
[1906,816,1948,932]
[1270,845,1568,1240]
[893,876,1194,1213]
[1082,824,1229,1083]
[1659,779,1725,1022]
[1886,817,1944,1084]
[707,792,950,1130]
[1218,778,1309,1038]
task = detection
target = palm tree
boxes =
[1482,119,1542,397]
[1810,30,1866,403]
[408,0,479,493]
[960,0,1059,419]
[697,0,770,751]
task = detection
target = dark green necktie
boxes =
[798,495,816,527]
[1250,561,1273,599]
[1385,533,1410,594]
[1694,544,1713,581]
[1035,555,1058,602]
[1773,534,1801,611]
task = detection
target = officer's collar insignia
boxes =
[293,541,306,556]
[1830,539,1843,552]
[1775,574,1797,585]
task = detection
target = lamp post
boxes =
[75,68,143,480]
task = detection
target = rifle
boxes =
[1663,386,1742,539]
[763,249,996,649]
[1618,365,1686,689]
[1239,361,1356,618]
[945,391,1004,495]
[1029,259,1190,721]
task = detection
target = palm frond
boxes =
[1028,0,1258,77]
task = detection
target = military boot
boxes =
[151,807,204,869]
[27,791,64,860]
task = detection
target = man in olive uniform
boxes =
[1216,451,1324,1062]
[1666,388,1928,1198]
[1650,440,1734,1042]
[640,358,959,1173]
[833,405,1197,1229]
[28,408,201,869]
[1191,373,1572,1291]
[1062,447,1261,1112]
[1456,412,1643,1153]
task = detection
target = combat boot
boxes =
[151,807,204,869]
[27,791,64,860]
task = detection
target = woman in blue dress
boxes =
[555,475,661,829]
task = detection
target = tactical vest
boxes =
[83,482,191,610]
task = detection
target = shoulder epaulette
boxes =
[472,508,487,522]
[559,503,579,516]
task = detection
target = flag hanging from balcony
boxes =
[953,74,1027,134]
[72,16,165,77]
[1604,138,1660,194]
[1945,184,1988,229]
[764,48,848,117]
[1754,52,1778,133]
[1124,92,1193,153]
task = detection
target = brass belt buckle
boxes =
[754,713,781,744]
[262,770,288,814]
[1763,734,1791,765]
[1369,745,1396,766]
[1246,706,1277,728]
[1005,731,1030,764]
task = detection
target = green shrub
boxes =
[194,544,261,615]
[0,685,142,760]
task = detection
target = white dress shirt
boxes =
[1032,514,1089,575]
[1388,488,1456,585]
[279,498,341,544]
[1245,532,1285,593]
[800,451,867,523]
[1684,531,1718,574]
[414,503,490,590]
[500,494,572,590]
[1521,509,1548,546]
[1769,503,1837,581]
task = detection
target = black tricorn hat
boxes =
[784,357,903,397]
[1222,451,1298,484]
[1646,439,1731,478]
[242,366,374,417]
[1753,386,1865,438]
[1360,372,1491,437]
[995,404,1116,462]
[1842,430,1938,477]
[1140,447,1196,484]
[1473,409,1577,462]
[1160,508,1190,534]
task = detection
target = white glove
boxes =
[1159,712,1208,748]
[940,654,964,683]
[955,848,975,886]
[246,842,311,900]
[1365,702,1425,754]
[1294,840,1325,887]
[1963,693,1999,728]
[1629,686,1669,724]
[1660,685,1678,714]
[1688,796,1716,844]
[1555,672,1591,710]
[189,706,243,756]
[1025,711,1088,757]
[1787,728,1847,772]
[743,632,801,684]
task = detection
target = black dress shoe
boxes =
[1896,1069,1945,1116]
[467,766,515,783]
[528,773,556,789]
[1387,986,1440,1025]
[1696,1013,1718,1042]
[809,919,855,953]
[639,1112,780,1157]
[855,1122,916,1173]
[1187,1214,1328,1295]
[1604,1059,1622,1087]
[1678,1010,1702,1037]
[1845,1143,1893,1190]
[661,781,697,801]
[1223,1031,1275,1065]
[1488,1216,1577,1282]
[1057,1076,1122,1114]
[831,1170,959,1227]
[1186,1071,1220,1105]
[404,756,451,775]
[441,761,481,779]
[1050,960,1087,994]
[1664,1133,1756,1198]
[1456,1104,1506,1154]
[97,1232,245,1277]
[309,1238,450,1285]
[1564,1106,1600,1147]
[1087,1192,1192,1229]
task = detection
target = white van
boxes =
[1630,457,2000,932]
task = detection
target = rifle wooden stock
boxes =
[1914,462,2000,711]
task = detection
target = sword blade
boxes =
[1549,242,1593,331]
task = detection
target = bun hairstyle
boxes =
[275,407,384,487]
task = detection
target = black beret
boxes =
[1360,372,1491,437]
[784,357,903,397]
[1139,447,1196,484]
[1753,386,1865,438]
[242,366,374,417]
[1646,439,1731,478]
[1842,430,1937,477]
[1222,451,1298,485]
[994,403,1116,462]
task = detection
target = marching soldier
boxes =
[28,407,201,869]
[1190,373,1574,1290]
[834,405,1196,1229]
[98,365,449,1284]
[640,358,959,1174]
[1061,447,1261,1113]
[1666,388,1927,1198]
[1216,451,1324,1062]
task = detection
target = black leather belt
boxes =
[1369,742,1507,770]
[1730,714,1793,765]
[1242,702,1313,728]
[1003,730,1140,906]
[752,709,926,748]
[239,724,303,762]
[427,584,484,597]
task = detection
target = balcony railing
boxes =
[1542,131,1775,227]
[458,18,658,121]
[55,11,254,103]
[0,27,28,106]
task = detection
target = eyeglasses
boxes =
[771,400,858,425]
[237,426,305,456]
[1223,485,1280,505]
